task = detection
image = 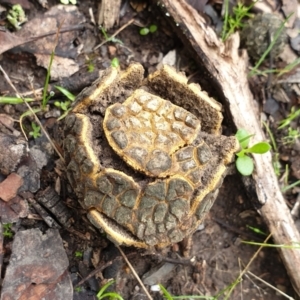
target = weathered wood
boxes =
[97,0,122,30]
[158,0,300,295]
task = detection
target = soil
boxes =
[0,0,299,299]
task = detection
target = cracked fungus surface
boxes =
[63,63,239,248]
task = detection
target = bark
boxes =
[157,0,300,295]
[97,0,122,30]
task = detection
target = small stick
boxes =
[117,245,153,300]
[94,18,135,50]
[0,66,64,163]
[246,270,295,300]
[74,260,116,287]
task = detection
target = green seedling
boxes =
[7,4,27,30]
[42,52,55,109]
[54,85,75,120]
[278,106,300,130]
[60,0,77,4]
[100,27,123,45]
[3,223,13,238]
[244,56,300,77]
[111,57,120,68]
[29,122,41,139]
[96,280,124,300]
[75,251,83,258]
[74,286,82,293]
[235,129,271,176]
[0,96,34,105]
[263,121,281,176]
[222,1,254,41]
[42,21,64,109]
[159,282,241,299]
[249,13,292,77]
[281,180,300,193]
[19,108,41,140]
[242,240,300,249]
[140,24,158,36]
[282,127,300,145]
[246,225,267,236]
[87,59,95,73]
[55,86,75,101]
[277,57,300,77]
[54,100,71,111]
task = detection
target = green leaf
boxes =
[158,284,173,300]
[139,27,149,35]
[98,292,124,300]
[54,101,61,108]
[75,251,83,258]
[247,142,271,154]
[246,225,267,236]
[111,57,120,68]
[236,149,246,157]
[235,129,252,148]
[60,101,70,111]
[87,62,95,72]
[97,281,115,299]
[55,86,75,101]
[236,155,254,176]
[0,96,34,105]
[149,24,158,33]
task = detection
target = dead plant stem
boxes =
[117,245,153,300]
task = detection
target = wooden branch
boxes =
[157,0,300,295]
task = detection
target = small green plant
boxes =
[242,240,300,249]
[111,58,120,68]
[249,14,292,77]
[74,286,82,293]
[246,225,267,236]
[87,59,95,73]
[42,52,56,109]
[139,24,158,36]
[222,1,253,41]
[278,106,300,130]
[235,129,271,176]
[282,180,300,192]
[282,127,300,145]
[100,27,123,45]
[3,223,13,238]
[263,121,281,176]
[277,106,300,146]
[0,96,34,105]
[54,100,71,112]
[29,122,41,139]
[159,283,240,299]
[74,251,83,258]
[7,4,27,30]
[96,280,124,300]
[54,85,75,120]
[60,0,77,4]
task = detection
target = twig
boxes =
[94,18,135,50]
[74,260,116,287]
[117,246,153,300]
[226,233,272,297]
[246,270,295,300]
[0,66,65,163]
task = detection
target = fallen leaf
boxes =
[0,31,27,55]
